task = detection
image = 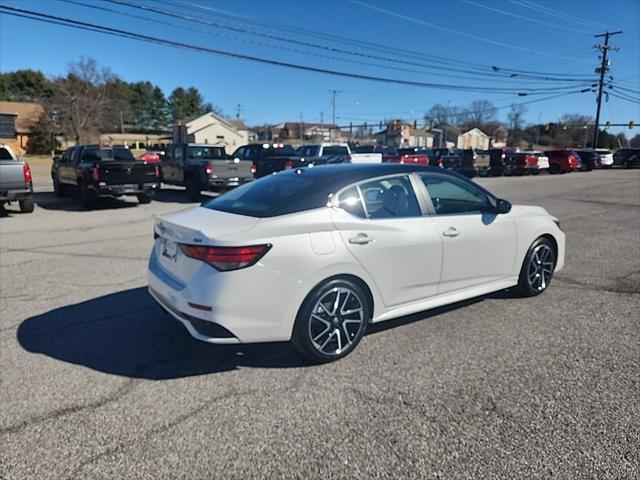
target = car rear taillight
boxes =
[284,160,293,169]
[23,164,32,185]
[250,163,257,174]
[91,166,100,181]
[180,244,272,271]
[345,155,352,164]
[437,158,443,167]
[205,164,214,175]
[155,165,161,177]
[526,155,537,166]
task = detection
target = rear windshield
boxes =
[203,173,320,217]
[187,146,226,159]
[322,146,349,156]
[0,147,15,160]
[81,147,134,161]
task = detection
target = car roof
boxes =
[278,163,459,188]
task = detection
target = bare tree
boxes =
[48,58,115,143]
[507,103,528,130]
[459,100,497,129]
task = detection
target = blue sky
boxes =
[1,0,638,133]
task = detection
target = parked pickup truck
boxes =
[0,144,34,213]
[161,143,254,200]
[296,143,382,165]
[52,144,159,208]
[229,143,309,178]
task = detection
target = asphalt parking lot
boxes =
[1,169,638,479]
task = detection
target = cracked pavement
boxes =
[1,170,639,479]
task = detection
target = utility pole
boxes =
[593,31,622,148]
[320,112,324,124]
[329,90,340,141]
[299,112,303,142]
[235,104,242,120]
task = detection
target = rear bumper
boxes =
[94,182,158,197]
[147,244,299,344]
[207,177,253,189]
[0,187,32,201]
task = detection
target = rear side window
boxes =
[354,145,374,153]
[262,145,296,157]
[204,174,316,217]
[359,175,421,219]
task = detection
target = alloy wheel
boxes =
[526,244,555,292]
[308,287,364,356]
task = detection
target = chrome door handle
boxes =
[442,227,461,237]
[349,233,374,245]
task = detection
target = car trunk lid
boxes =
[153,207,260,283]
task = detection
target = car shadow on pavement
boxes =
[17,286,515,380]
[33,192,139,212]
[17,287,312,380]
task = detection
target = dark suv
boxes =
[613,148,640,168]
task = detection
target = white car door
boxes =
[417,173,517,294]
[331,174,443,308]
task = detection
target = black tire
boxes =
[53,174,64,197]
[19,197,35,213]
[549,163,561,175]
[185,176,202,201]
[515,237,557,297]
[137,192,153,204]
[292,277,370,363]
[80,184,97,209]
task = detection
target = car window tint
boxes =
[420,175,489,215]
[322,146,349,156]
[337,186,365,218]
[204,174,315,217]
[0,147,13,160]
[359,175,421,219]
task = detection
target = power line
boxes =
[104,0,594,84]
[0,4,594,96]
[608,92,640,104]
[350,0,593,64]
[510,0,616,31]
[60,0,594,88]
[462,0,594,34]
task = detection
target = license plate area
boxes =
[162,239,178,261]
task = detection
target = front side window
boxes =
[420,175,489,215]
[359,175,421,219]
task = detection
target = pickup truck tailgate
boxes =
[210,159,253,179]
[0,160,27,190]
[100,162,157,184]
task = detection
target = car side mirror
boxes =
[495,198,511,214]
[53,156,60,162]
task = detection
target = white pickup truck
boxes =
[295,143,382,165]
[0,144,34,213]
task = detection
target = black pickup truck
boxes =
[52,145,159,208]
[229,143,308,178]
[160,143,254,200]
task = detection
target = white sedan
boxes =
[148,164,565,362]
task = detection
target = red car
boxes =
[545,150,580,174]
[137,151,164,163]
[397,148,430,165]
